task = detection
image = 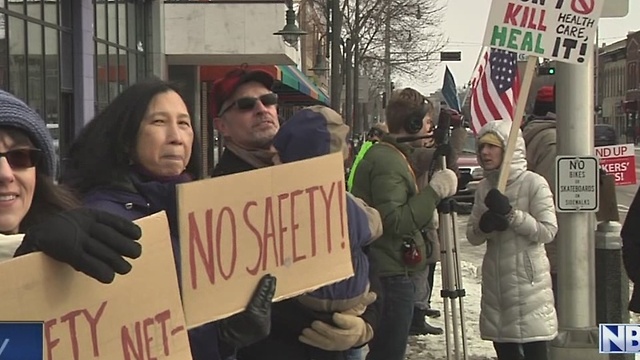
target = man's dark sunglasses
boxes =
[0,148,42,169]
[218,93,278,116]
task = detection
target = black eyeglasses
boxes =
[0,149,42,169]
[218,93,278,116]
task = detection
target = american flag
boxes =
[469,48,520,135]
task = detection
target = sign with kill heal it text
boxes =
[0,212,192,360]
[177,152,354,328]
[595,144,637,186]
[483,0,605,64]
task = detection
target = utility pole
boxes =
[330,0,342,112]
[383,0,391,116]
[345,38,353,130]
[551,57,600,360]
[594,26,599,124]
[353,0,360,135]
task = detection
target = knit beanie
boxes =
[0,90,56,177]
[478,132,504,149]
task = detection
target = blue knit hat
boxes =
[0,90,56,177]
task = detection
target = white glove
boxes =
[428,169,458,199]
[299,313,373,351]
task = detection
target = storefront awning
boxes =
[275,65,330,105]
[200,65,330,106]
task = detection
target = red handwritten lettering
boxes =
[45,319,59,360]
[59,309,82,359]
[305,186,320,256]
[121,322,144,360]
[277,193,290,265]
[188,210,216,289]
[142,317,157,360]
[262,196,279,270]
[504,3,521,26]
[155,310,172,356]
[320,182,338,254]
[121,309,179,360]
[337,180,345,239]
[243,201,263,275]
[290,189,305,263]
[46,301,107,360]
[216,207,237,280]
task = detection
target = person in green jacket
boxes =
[350,88,458,360]
[347,123,387,191]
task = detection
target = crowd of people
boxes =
[3,66,624,360]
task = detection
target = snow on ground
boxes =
[406,215,496,360]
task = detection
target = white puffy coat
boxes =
[466,120,558,343]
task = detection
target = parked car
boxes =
[454,129,483,203]
[595,124,617,147]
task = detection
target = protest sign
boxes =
[482,0,605,64]
[177,152,353,328]
[0,212,192,360]
[595,143,637,186]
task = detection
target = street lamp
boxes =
[274,0,307,48]
[309,52,330,76]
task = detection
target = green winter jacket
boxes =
[350,135,441,276]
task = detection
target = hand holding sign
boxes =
[15,208,143,284]
[219,274,276,348]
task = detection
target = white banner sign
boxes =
[482,0,605,64]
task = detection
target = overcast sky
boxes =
[406,0,640,95]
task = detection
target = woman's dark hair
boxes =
[19,173,81,232]
[61,79,202,194]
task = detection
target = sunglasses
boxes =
[0,149,42,169]
[218,93,278,116]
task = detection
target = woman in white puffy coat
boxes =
[466,120,558,360]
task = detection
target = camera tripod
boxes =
[428,137,469,360]
[437,195,469,360]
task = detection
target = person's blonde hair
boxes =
[385,87,434,134]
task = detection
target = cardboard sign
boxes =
[0,212,192,360]
[483,0,605,64]
[177,152,353,328]
[595,143,637,186]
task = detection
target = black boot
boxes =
[409,308,444,335]
[425,308,441,318]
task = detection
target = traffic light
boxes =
[538,66,556,75]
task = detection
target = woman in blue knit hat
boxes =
[0,90,144,286]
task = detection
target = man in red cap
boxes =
[211,67,281,176]
[211,67,382,360]
[522,84,559,308]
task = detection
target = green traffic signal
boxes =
[548,68,555,75]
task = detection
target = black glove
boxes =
[484,189,512,215]
[14,208,142,284]
[219,274,277,348]
[479,211,510,233]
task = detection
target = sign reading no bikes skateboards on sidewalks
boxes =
[555,156,600,212]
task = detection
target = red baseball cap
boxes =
[211,67,275,117]
[536,85,555,103]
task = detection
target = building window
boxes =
[94,0,147,112]
[0,0,73,161]
[629,62,638,91]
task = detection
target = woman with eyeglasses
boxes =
[60,79,276,360]
[0,90,143,285]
